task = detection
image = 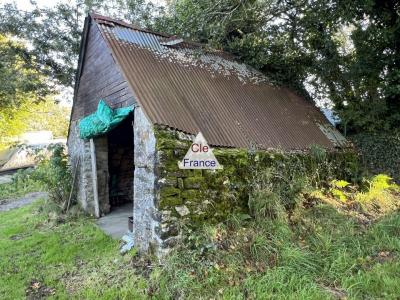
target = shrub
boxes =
[32,144,75,212]
[350,132,400,182]
[248,146,360,219]
[249,187,285,220]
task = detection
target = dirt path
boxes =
[0,192,48,212]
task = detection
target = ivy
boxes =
[350,132,400,182]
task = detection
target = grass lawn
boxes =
[0,169,43,201]
[0,200,148,299]
[1,195,399,299]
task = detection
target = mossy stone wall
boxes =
[154,126,359,249]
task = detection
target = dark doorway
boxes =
[107,116,134,211]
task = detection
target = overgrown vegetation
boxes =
[0,145,75,214]
[155,171,400,299]
[1,172,399,299]
[350,132,400,182]
[32,144,75,213]
[248,145,360,215]
[150,140,400,298]
[0,169,43,200]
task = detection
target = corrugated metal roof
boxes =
[91,13,346,150]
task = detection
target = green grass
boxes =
[154,209,400,299]
[1,196,399,299]
[0,200,148,299]
[0,169,43,200]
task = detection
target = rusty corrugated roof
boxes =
[91,13,346,150]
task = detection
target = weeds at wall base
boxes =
[153,184,399,299]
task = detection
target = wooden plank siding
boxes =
[71,21,135,122]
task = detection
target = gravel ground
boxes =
[0,192,48,212]
[0,174,13,184]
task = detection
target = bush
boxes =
[32,144,75,212]
[350,132,400,182]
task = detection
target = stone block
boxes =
[161,160,180,173]
[159,196,182,209]
[160,187,180,197]
[158,176,177,188]
[168,170,187,178]
[177,178,184,189]
[175,205,190,217]
[155,223,179,239]
[181,189,200,201]
[173,148,186,158]
[157,149,174,162]
[160,210,178,223]
[184,176,205,189]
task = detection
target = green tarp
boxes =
[79,100,133,139]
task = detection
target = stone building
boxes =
[67,13,347,255]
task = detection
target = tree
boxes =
[0,0,159,93]
[0,2,83,89]
[1,0,398,134]
[0,99,70,149]
[152,0,400,133]
[0,34,48,109]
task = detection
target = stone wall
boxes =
[68,120,93,213]
[69,114,358,256]
[154,128,249,250]
[94,136,109,215]
[67,120,109,216]
[132,107,161,253]
[154,126,359,251]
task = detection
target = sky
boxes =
[1,0,53,10]
[1,0,166,11]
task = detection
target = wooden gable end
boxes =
[71,19,135,122]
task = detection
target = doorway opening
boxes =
[107,116,134,212]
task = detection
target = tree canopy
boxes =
[0,35,48,109]
[0,0,399,134]
[153,0,400,133]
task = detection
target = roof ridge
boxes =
[89,12,228,54]
[90,12,171,38]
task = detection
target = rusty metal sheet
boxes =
[91,14,345,150]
